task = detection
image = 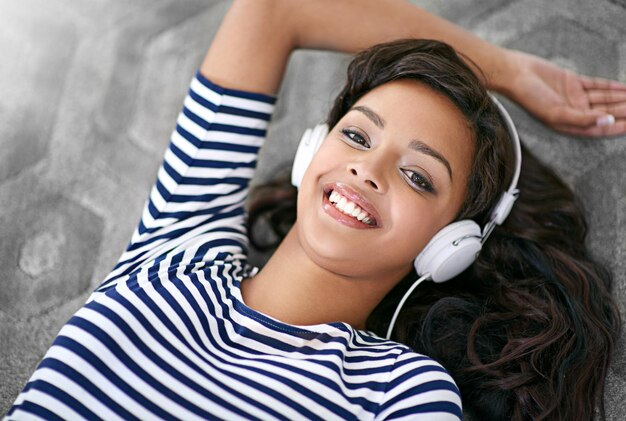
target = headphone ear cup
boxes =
[414,220,482,283]
[291,124,329,188]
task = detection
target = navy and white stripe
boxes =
[7,72,462,420]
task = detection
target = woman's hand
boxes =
[501,50,626,137]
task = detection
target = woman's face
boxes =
[296,79,474,284]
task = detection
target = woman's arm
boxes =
[201,0,508,95]
[201,0,626,136]
[200,0,295,95]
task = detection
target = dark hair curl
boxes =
[247,39,620,420]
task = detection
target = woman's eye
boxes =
[404,170,435,193]
[341,128,370,148]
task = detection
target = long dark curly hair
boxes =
[247,39,621,420]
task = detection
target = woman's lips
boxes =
[321,182,381,229]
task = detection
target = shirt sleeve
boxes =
[375,351,463,420]
[96,72,276,293]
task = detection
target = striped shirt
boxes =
[7,72,463,420]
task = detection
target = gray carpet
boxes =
[1,0,625,417]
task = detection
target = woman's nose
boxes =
[347,160,387,192]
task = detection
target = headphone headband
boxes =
[485,94,521,237]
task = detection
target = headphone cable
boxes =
[385,273,431,340]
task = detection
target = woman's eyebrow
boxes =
[350,105,452,179]
[409,139,452,179]
[351,105,386,129]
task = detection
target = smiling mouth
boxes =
[325,189,377,226]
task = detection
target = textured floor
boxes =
[1,0,625,416]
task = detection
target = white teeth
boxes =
[327,189,374,225]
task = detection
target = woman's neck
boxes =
[240,227,397,330]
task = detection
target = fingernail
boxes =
[597,114,615,127]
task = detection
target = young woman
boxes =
[7,0,625,420]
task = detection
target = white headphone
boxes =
[290,95,521,338]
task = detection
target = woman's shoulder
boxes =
[193,71,277,113]
[390,347,459,386]
[374,345,463,420]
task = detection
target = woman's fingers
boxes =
[587,90,626,105]
[553,119,626,137]
[546,106,610,127]
[581,75,626,91]
[546,104,626,137]
[589,102,626,117]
